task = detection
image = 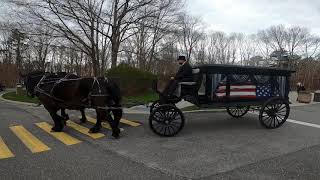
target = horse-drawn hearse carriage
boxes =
[149,64,295,137]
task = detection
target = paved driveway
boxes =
[0,96,320,179]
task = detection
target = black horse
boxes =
[22,71,87,123]
[22,71,122,138]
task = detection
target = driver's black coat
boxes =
[174,62,193,82]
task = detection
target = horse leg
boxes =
[47,109,64,132]
[107,109,122,138]
[60,108,69,126]
[89,109,102,133]
[111,108,122,130]
[79,108,87,123]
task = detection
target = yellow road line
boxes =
[0,136,14,159]
[10,126,50,153]
[84,116,112,130]
[84,116,125,132]
[86,115,141,127]
[120,119,141,127]
[67,121,105,139]
[36,122,82,146]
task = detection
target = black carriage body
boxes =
[149,64,295,137]
[194,64,295,107]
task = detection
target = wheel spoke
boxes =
[278,105,286,111]
[163,126,168,135]
[153,123,163,131]
[263,116,272,123]
[275,116,281,124]
[277,108,287,113]
[267,117,272,127]
[169,111,178,119]
[168,125,177,134]
[266,105,272,111]
[276,115,285,121]
[171,117,182,122]
[166,126,171,136]
[276,112,286,118]
[272,117,276,128]
[263,116,272,124]
[170,122,182,128]
[158,125,165,135]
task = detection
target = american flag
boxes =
[216,83,256,99]
[256,84,273,97]
[216,83,273,98]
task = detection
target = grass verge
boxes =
[123,92,158,107]
[2,92,39,104]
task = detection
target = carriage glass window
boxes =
[198,74,206,96]
[214,74,254,100]
[210,74,283,101]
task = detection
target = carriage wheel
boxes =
[149,104,185,137]
[150,100,176,113]
[227,106,250,118]
[259,97,290,129]
[150,100,161,113]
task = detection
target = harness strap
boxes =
[35,74,116,109]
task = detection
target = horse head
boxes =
[23,71,45,97]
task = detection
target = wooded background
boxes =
[0,0,320,90]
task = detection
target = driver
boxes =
[162,55,193,98]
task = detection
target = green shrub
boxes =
[106,64,157,96]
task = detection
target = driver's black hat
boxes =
[177,56,186,61]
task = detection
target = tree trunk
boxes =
[111,41,119,68]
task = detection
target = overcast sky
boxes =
[1,0,320,35]
[187,0,320,35]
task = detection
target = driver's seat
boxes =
[178,68,202,104]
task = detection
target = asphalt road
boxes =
[0,94,320,180]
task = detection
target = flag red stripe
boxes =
[219,84,255,86]
[217,88,256,93]
[229,95,257,99]
[217,95,257,98]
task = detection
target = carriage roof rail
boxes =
[194,64,295,76]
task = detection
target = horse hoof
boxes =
[63,115,70,121]
[112,128,121,139]
[89,126,101,133]
[80,118,87,124]
[62,119,67,126]
[112,132,120,139]
[51,126,63,132]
